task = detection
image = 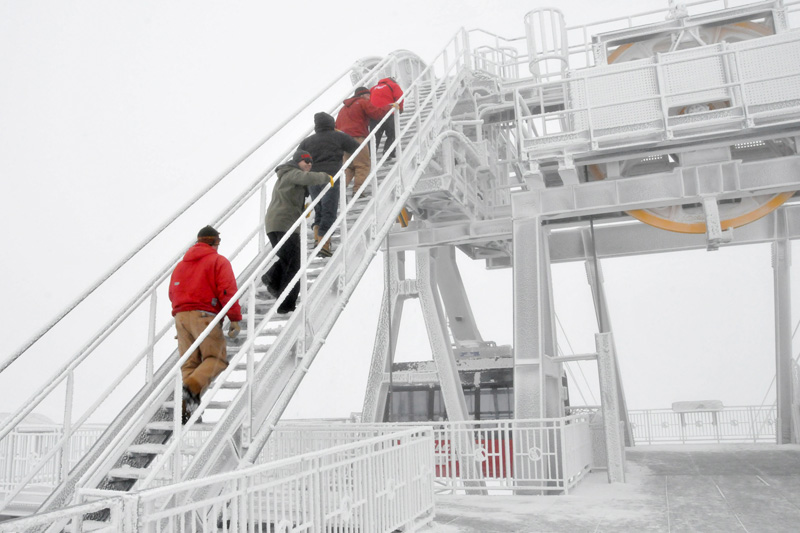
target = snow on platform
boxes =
[426,443,800,532]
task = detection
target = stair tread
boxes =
[127,443,167,454]
[146,421,215,431]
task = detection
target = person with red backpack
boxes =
[335,87,392,195]
[369,77,404,160]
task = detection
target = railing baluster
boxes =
[60,372,74,484]
[146,289,157,383]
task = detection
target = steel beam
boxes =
[362,251,409,423]
[773,209,795,444]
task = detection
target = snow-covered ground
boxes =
[426,444,800,532]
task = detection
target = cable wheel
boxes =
[593,22,792,234]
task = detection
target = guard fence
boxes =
[0,426,434,533]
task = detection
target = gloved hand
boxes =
[391,102,400,110]
[329,175,335,188]
[228,321,241,338]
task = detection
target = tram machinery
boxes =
[365,0,800,485]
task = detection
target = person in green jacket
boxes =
[262,150,332,314]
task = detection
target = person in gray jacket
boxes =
[262,150,332,314]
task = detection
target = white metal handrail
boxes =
[468,0,794,79]
[62,28,472,502]
[0,51,413,514]
[0,427,434,533]
[150,30,473,482]
[516,31,800,155]
[628,405,778,444]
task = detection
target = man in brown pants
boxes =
[335,86,392,195]
[169,225,242,423]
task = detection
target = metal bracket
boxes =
[558,156,579,185]
[702,196,733,251]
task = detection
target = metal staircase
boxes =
[6,0,800,524]
[0,30,476,520]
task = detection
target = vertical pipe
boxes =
[60,372,74,484]
[339,170,348,283]
[146,290,157,383]
[300,214,308,357]
[259,183,267,252]
[773,209,794,443]
[246,282,256,448]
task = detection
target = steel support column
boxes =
[596,332,626,483]
[512,193,561,419]
[582,226,634,446]
[435,246,483,346]
[417,248,471,422]
[773,208,795,443]
[362,251,407,423]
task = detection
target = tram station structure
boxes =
[3,1,800,530]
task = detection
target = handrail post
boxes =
[462,29,472,71]
[172,374,182,483]
[146,289,157,383]
[259,183,267,252]
[339,172,348,282]
[245,281,256,448]
[60,372,74,484]
[300,213,308,356]
[370,136,378,223]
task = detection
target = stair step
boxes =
[127,443,168,455]
[220,381,246,390]
[82,520,115,532]
[146,421,214,432]
[107,466,155,481]
[206,400,231,410]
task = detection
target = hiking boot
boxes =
[317,240,332,258]
[261,272,280,298]
[181,386,201,425]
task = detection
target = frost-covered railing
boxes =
[0,425,104,494]
[468,0,800,81]
[384,416,593,495]
[5,26,473,514]
[0,427,434,533]
[517,30,800,157]
[629,405,777,444]
[0,42,447,514]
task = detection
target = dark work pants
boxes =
[309,178,340,236]
[266,231,301,312]
[370,117,396,156]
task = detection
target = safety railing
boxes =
[0,47,431,515]
[516,30,800,157]
[629,405,778,444]
[0,427,434,533]
[467,0,795,81]
[66,25,474,501]
[390,416,593,495]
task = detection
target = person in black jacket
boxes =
[299,112,360,257]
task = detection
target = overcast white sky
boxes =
[1,0,795,423]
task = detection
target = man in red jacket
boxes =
[169,225,242,423]
[335,86,391,195]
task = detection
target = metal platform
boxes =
[429,444,800,532]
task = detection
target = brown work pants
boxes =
[343,136,370,192]
[176,310,228,396]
